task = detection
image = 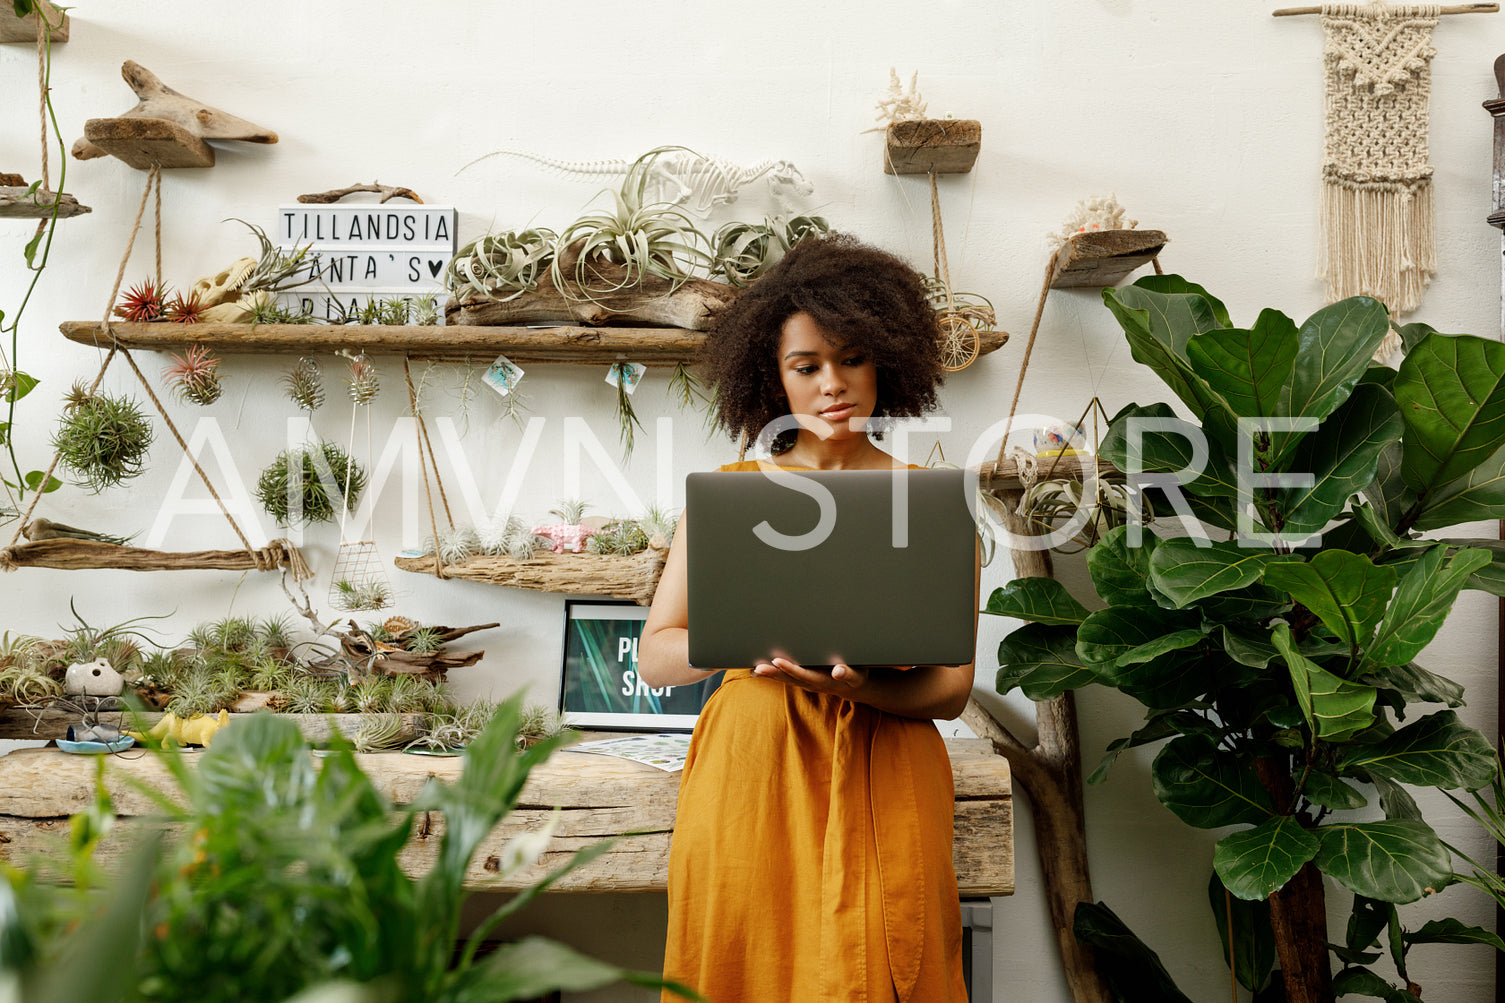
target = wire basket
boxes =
[328,539,393,612]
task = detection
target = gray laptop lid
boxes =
[685,468,976,669]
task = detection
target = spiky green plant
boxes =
[331,579,392,613]
[282,674,332,715]
[247,657,291,694]
[410,292,440,326]
[281,357,325,412]
[345,354,380,405]
[258,614,294,652]
[353,676,393,716]
[350,712,406,753]
[385,673,428,714]
[516,703,573,750]
[166,669,221,719]
[230,218,315,294]
[404,627,444,655]
[256,442,365,526]
[212,616,258,653]
[52,386,154,492]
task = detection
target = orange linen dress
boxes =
[661,462,967,1003]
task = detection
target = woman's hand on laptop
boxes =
[752,657,868,694]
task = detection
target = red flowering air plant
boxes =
[163,344,224,406]
[165,290,206,324]
[112,279,170,322]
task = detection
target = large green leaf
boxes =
[1071,901,1197,1003]
[1412,441,1505,531]
[1075,606,1204,674]
[984,577,1091,625]
[1208,872,1276,993]
[1213,815,1320,900]
[996,623,1099,700]
[1356,660,1464,709]
[1272,622,1377,742]
[1099,403,1239,499]
[3,372,36,404]
[1364,545,1491,669]
[1337,710,1495,791]
[1284,297,1392,432]
[1314,819,1451,903]
[1116,649,1213,710]
[1103,279,1242,448]
[1330,968,1419,1002]
[1149,538,1298,608]
[1264,550,1396,650]
[1086,525,1159,607]
[1303,769,1369,811]
[465,935,692,1000]
[1404,917,1505,953]
[1394,331,1505,496]
[1366,441,1419,536]
[1152,735,1275,828]
[1088,711,1210,785]
[1186,309,1299,420]
[1279,384,1403,538]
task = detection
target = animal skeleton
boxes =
[461,146,813,217]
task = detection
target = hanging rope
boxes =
[930,172,957,317]
[403,358,449,578]
[994,249,1062,472]
[34,10,48,193]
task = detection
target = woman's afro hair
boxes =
[697,232,944,448]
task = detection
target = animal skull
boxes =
[64,658,125,697]
[191,256,258,307]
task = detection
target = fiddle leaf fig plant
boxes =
[988,275,1501,1003]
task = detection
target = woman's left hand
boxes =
[752,656,869,696]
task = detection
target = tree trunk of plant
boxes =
[959,489,1113,1003]
[1256,757,1332,1002]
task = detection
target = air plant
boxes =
[52,384,155,491]
[404,626,444,655]
[410,292,441,326]
[353,676,393,715]
[331,578,392,613]
[428,526,478,565]
[344,353,380,405]
[112,278,170,322]
[920,274,999,337]
[610,363,646,457]
[516,703,573,749]
[281,673,332,714]
[281,356,325,412]
[477,516,540,559]
[550,181,711,307]
[163,344,225,406]
[165,290,206,324]
[255,442,366,526]
[229,218,315,294]
[350,712,406,752]
[445,227,558,303]
[551,499,588,526]
[248,297,316,325]
[586,518,651,556]
[710,215,829,287]
[1014,475,1148,553]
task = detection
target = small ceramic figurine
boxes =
[1033,421,1086,457]
[63,658,125,697]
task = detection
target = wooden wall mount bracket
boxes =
[0,5,68,43]
[883,119,982,175]
[1049,229,1168,289]
[72,60,276,170]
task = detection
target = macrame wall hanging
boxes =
[1317,3,1441,316]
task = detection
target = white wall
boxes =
[2,2,1502,1000]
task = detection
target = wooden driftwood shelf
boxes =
[1049,229,1168,289]
[0,738,1012,895]
[884,119,983,175]
[395,547,669,605]
[60,321,1010,367]
[0,185,90,220]
[0,5,68,43]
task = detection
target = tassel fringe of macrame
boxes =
[1318,174,1435,317]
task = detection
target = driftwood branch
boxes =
[73,60,277,163]
[967,488,1111,1003]
[297,182,424,204]
[0,185,90,220]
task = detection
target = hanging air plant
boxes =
[52,383,155,492]
[163,345,224,406]
[711,215,829,287]
[281,357,325,412]
[255,442,365,526]
[345,354,379,405]
[112,279,170,322]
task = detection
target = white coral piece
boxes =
[1048,195,1139,251]
[874,68,928,126]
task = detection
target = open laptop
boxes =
[685,467,977,669]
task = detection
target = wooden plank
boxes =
[0,742,1012,895]
[0,6,68,43]
[0,186,90,220]
[60,321,1009,368]
[394,549,667,604]
[884,120,982,175]
[82,117,214,170]
[1049,229,1168,289]
[0,708,426,744]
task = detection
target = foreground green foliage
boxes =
[0,698,696,1002]
[989,275,1502,998]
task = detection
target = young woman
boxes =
[639,233,977,1002]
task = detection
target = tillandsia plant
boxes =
[0,702,697,1002]
[280,356,325,412]
[551,179,712,308]
[987,275,1504,1002]
[344,352,379,404]
[111,279,170,322]
[51,383,154,492]
[162,345,223,406]
[445,227,559,303]
[255,442,365,526]
[710,214,830,287]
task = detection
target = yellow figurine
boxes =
[130,709,231,748]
